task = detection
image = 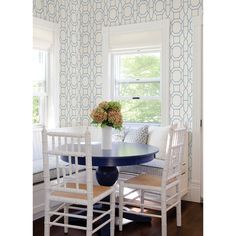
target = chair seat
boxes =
[124,174,177,189]
[125,174,162,188]
[51,183,112,201]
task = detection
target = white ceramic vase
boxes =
[101,126,112,150]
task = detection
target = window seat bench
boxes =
[33,158,86,185]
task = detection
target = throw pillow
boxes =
[124,125,149,144]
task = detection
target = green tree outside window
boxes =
[116,53,161,123]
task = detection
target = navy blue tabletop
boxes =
[61,142,159,167]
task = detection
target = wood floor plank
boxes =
[33,201,203,236]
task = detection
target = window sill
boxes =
[33,124,44,131]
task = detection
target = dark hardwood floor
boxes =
[33,201,203,236]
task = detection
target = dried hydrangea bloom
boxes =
[107,110,123,127]
[90,107,107,123]
[90,101,123,129]
[98,101,109,110]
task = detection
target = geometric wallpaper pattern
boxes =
[33,0,203,178]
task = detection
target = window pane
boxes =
[113,50,161,123]
[120,100,161,123]
[32,49,48,125]
[33,96,40,124]
[119,52,160,80]
[119,82,160,97]
[33,49,47,93]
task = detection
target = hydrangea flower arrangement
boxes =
[90,101,123,130]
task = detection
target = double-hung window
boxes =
[111,49,161,123]
[33,17,59,162]
[33,17,59,128]
[33,49,49,126]
[103,20,169,125]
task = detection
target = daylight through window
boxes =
[112,49,161,123]
[33,49,48,125]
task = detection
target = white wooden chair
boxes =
[118,126,187,236]
[42,128,116,236]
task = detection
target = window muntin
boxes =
[32,49,48,125]
[112,50,161,123]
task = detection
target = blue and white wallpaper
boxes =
[33,0,203,178]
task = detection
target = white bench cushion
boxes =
[119,158,164,176]
[147,125,170,159]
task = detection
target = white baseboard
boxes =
[33,207,45,221]
[33,182,45,220]
[182,180,201,203]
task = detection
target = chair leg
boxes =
[110,191,116,236]
[161,209,167,236]
[86,204,93,236]
[119,182,124,231]
[176,200,182,227]
[44,215,50,236]
[44,195,50,236]
[44,221,50,236]
[176,184,182,227]
[161,193,167,236]
[64,204,69,233]
[141,189,144,213]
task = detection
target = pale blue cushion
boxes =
[119,158,164,175]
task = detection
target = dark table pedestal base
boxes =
[96,166,119,186]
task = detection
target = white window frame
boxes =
[191,15,203,202]
[111,48,161,123]
[33,49,49,126]
[102,20,169,125]
[33,17,60,128]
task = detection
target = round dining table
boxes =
[61,142,159,186]
[61,141,159,236]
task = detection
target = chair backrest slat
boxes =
[68,155,72,176]
[56,155,60,184]
[75,153,79,190]
[85,129,93,198]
